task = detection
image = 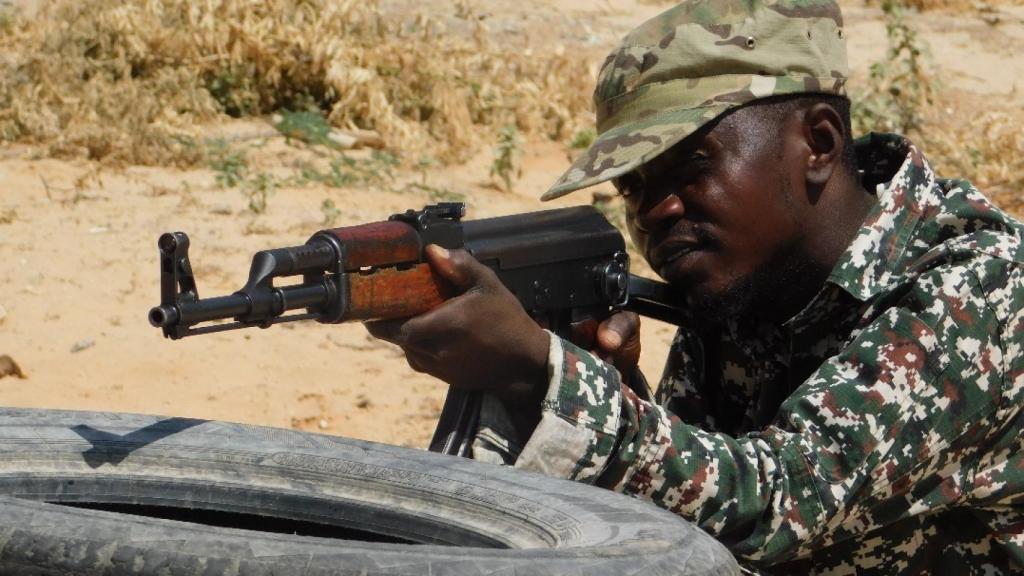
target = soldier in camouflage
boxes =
[367,0,1024,573]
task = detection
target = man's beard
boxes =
[686,241,826,326]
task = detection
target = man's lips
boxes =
[651,240,703,273]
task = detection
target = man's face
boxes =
[615,112,812,321]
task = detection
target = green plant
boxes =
[206,66,259,118]
[207,140,248,188]
[322,158,362,187]
[370,150,400,176]
[243,173,275,214]
[401,155,464,201]
[320,198,341,226]
[416,156,436,185]
[490,125,523,191]
[427,187,466,203]
[569,128,596,150]
[402,182,466,203]
[204,139,279,213]
[851,0,936,135]
[290,151,398,188]
[275,109,335,148]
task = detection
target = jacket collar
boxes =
[825,133,939,302]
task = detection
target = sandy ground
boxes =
[1,0,1023,448]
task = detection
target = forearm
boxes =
[514,335,624,480]
[598,389,826,562]
[512,338,824,562]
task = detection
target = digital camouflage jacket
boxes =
[482,134,1024,574]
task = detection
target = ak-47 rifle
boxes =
[149,202,685,456]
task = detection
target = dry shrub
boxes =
[0,0,592,166]
[850,0,1024,215]
[898,0,977,10]
[863,0,1024,12]
[921,0,1024,10]
[922,104,1024,214]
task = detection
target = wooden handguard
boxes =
[347,264,450,321]
[314,212,462,322]
[320,221,423,269]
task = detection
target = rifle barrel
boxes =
[148,282,332,330]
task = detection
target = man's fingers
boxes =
[363,318,407,345]
[568,318,599,349]
[403,350,434,375]
[367,297,468,352]
[595,312,641,373]
[597,312,640,351]
[425,245,495,293]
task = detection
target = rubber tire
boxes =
[0,407,739,575]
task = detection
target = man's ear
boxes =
[802,102,845,186]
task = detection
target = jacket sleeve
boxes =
[514,261,1017,564]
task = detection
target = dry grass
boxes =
[922,102,1024,213]
[849,0,1024,215]
[0,0,592,166]
[0,0,1020,208]
[912,0,1024,10]
[863,0,1024,11]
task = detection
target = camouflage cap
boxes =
[543,0,848,201]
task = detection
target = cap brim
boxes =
[542,103,735,201]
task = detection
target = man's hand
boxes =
[571,311,642,376]
[364,245,550,404]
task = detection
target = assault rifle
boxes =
[149,202,686,455]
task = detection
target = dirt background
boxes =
[2,0,1023,448]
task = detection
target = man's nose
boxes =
[635,193,685,234]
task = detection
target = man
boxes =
[368,0,1024,573]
